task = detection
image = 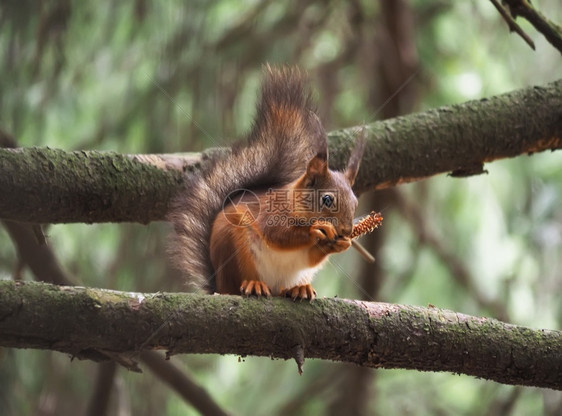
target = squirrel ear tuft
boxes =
[345,129,367,186]
[304,154,328,186]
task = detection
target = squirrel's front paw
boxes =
[331,237,352,253]
[310,221,338,241]
[316,235,352,254]
[282,284,317,301]
[240,280,272,297]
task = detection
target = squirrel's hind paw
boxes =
[240,280,272,297]
[282,284,317,301]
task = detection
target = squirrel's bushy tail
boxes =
[168,66,328,292]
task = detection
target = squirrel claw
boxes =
[330,237,352,253]
[315,235,352,254]
[282,284,317,301]
[311,228,328,240]
[240,280,272,297]
[311,222,338,241]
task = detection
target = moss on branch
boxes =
[1,281,561,390]
[0,79,561,224]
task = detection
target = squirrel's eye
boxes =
[321,194,334,208]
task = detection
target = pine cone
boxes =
[351,211,383,239]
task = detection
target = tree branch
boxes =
[1,281,561,390]
[0,79,561,224]
[140,351,229,416]
[2,220,76,285]
[489,0,535,50]
[2,187,228,413]
[86,361,117,416]
[502,0,562,54]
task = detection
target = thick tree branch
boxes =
[0,79,561,224]
[2,197,228,413]
[1,281,561,390]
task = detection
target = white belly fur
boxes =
[251,239,327,295]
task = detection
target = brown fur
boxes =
[168,66,327,292]
[168,65,365,296]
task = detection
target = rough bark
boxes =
[0,148,190,224]
[0,79,561,224]
[1,281,561,390]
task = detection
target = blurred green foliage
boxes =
[1,1,561,415]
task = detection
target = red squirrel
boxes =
[169,66,365,300]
